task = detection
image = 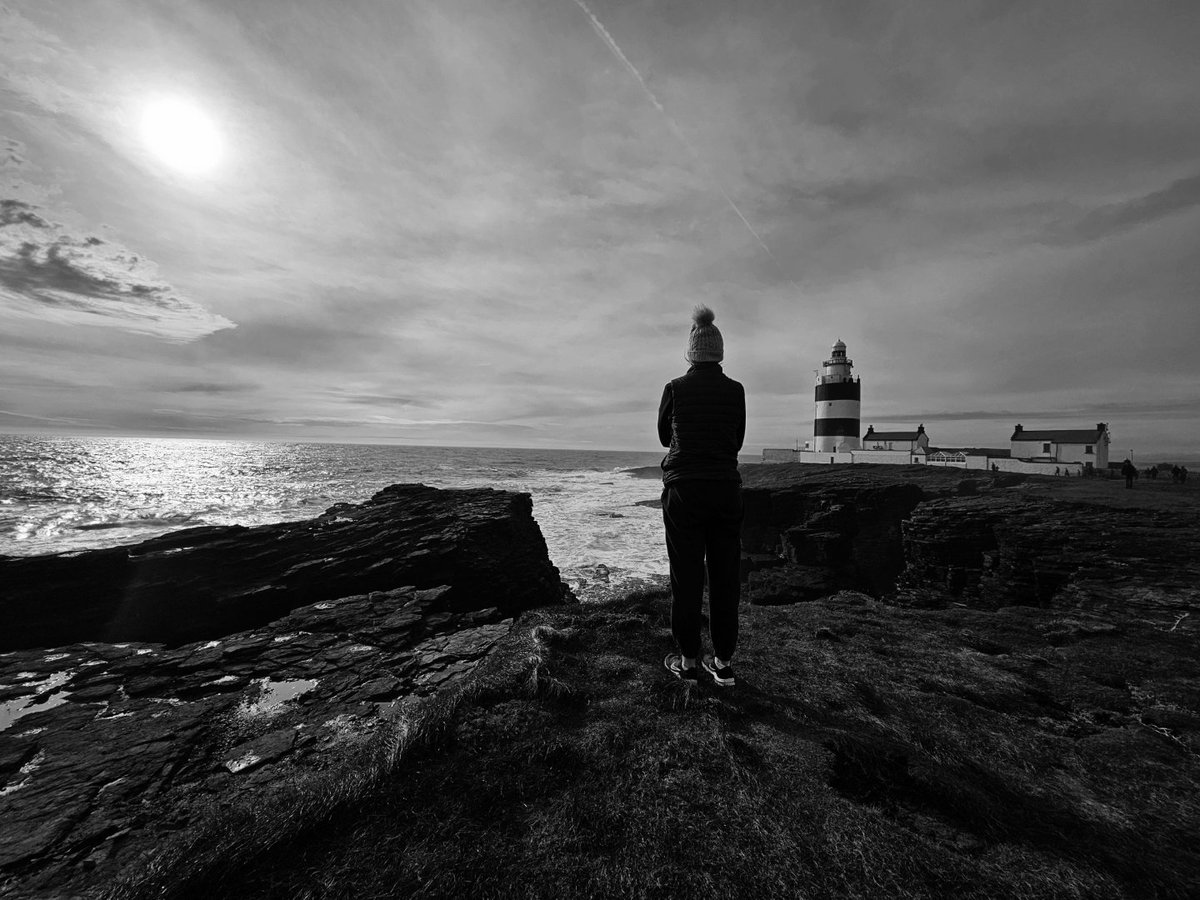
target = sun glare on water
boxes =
[140,97,223,175]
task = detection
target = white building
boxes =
[1010,423,1110,471]
[861,425,929,453]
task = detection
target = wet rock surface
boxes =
[0,587,519,897]
[0,484,572,898]
[0,484,569,651]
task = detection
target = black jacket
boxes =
[658,362,746,485]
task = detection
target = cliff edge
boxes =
[4,467,1200,899]
[0,485,571,898]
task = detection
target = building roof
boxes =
[1011,428,1105,443]
[931,448,1011,458]
[865,431,921,441]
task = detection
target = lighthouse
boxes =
[813,339,861,452]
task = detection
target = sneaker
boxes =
[701,656,735,688]
[663,654,698,681]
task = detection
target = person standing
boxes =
[1121,458,1137,489]
[658,306,746,687]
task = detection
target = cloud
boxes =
[263,416,536,431]
[0,407,93,426]
[317,390,433,409]
[1050,173,1200,244]
[2,1,1198,453]
[0,199,50,228]
[2,138,27,169]
[879,398,1200,431]
[159,382,257,395]
[0,200,234,341]
[505,393,655,421]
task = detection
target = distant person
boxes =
[658,306,746,688]
[1121,458,1137,489]
[1150,465,1159,480]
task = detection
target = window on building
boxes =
[1085,445,1093,454]
[1042,443,1051,453]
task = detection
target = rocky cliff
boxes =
[739,464,1200,621]
[739,464,980,603]
[0,483,567,651]
[0,484,570,898]
[4,466,1198,898]
[112,460,1200,899]
[895,493,1200,615]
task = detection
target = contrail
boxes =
[571,0,774,258]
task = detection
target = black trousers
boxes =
[662,479,744,661]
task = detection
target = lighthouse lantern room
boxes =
[813,339,861,452]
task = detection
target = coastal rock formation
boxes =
[0,587,513,896]
[737,464,1200,622]
[895,493,1200,613]
[738,465,951,603]
[146,584,1200,899]
[0,483,570,651]
[6,466,1199,897]
[0,485,572,898]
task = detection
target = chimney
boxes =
[917,424,925,434]
[865,425,875,435]
[1097,422,1106,433]
[1014,424,1023,434]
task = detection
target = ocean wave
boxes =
[619,466,663,480]
[0,489,69,503]
[74,514,195,532]
[0,438,671,569]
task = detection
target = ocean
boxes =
[0,434,681,601]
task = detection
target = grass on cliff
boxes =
[109,585,1200,900]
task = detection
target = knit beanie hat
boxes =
[686,305,724,362]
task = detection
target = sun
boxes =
[140,97,223,175]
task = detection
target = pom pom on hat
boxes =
[686,305,724,362]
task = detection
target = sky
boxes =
[1,0,1198,455]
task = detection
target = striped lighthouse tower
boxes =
[813,339,861,452]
